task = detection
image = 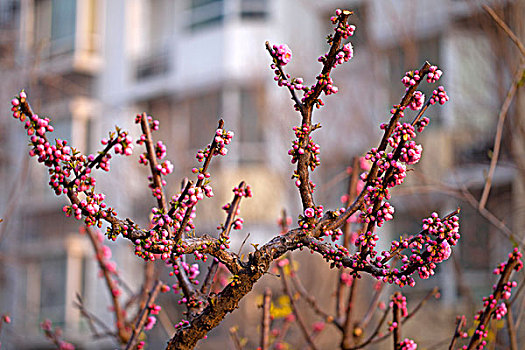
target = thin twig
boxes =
[356,282,385,331]
[478,64,524,210]
[448,315,466,350]
[346,305,391,350]
[324,61,432,233]
[125,280,163,350]
[260,288,272,350]
[278,266,319,350]
[341,277,358,348]
[289,270,342,330]
[229,327,244,350]
[84,226,129,343]
[174,120,225,241]
[337,157,360,321]
[201,182,246,296]
[366,287,440,346]
[482,5,525,58]
[74,294,116,339]
[392,293,402,350]
[506,305,518,350]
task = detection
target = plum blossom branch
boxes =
[448,315,467,350]
[321,61,434,234]
[201,181,249,296]
[465,249,523,350]
[9,7,464,350]
[267,10,355,213]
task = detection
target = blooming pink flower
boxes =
[304,208,315,218]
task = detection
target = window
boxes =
[39,255,67,327]
[239,88,263,143]
[388,36,442,125]
[188,90,222,149]
[188,0,224,31]
[50,0,76,54]
[134,0,173,80]
[240,0,268,20]
[0,0,19,29]
[238,87,265,163]
[33,0,77,56]
[447,28,499,164]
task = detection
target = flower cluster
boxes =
[399,338,418,350]
[400,141,422,165]
[426,65,442,83]
[375,213,459,287]
[390,293,408,317]
[459,250,522,349]
[288,124,321,170]
[155,141,167,159]
[40,319,75,350]
[318,42,354,68]
[389,123,417,148]
[111,131,133,156]
[270,44,292,66]
[233,183,253,198]
[195,128,234,163]
[429,86,449,105]
[330,9,356,39]
[298,205,323,229]
[11,92,127,229]
[401,70,421,88]
[414,116,430,133]
[144,315,157,331]
[409,91,425,111]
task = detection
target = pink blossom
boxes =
[304,208,315,218]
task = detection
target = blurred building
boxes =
[0,0,523,349]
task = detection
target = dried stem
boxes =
[289,269,341,330]
[448,315,466,350]
[125,280,163,350]
[478,63,524,210]
[346,305,391,350]
[278,265,319,350]
[336,157,360,321]
[229,327,244,350]
[74,294,116,339]
[341,277,358,349]
[84,226,129,343]
[260,288,272,350]
[356,282,385,331]
[506,305,518,350]
[482,5,525,58]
